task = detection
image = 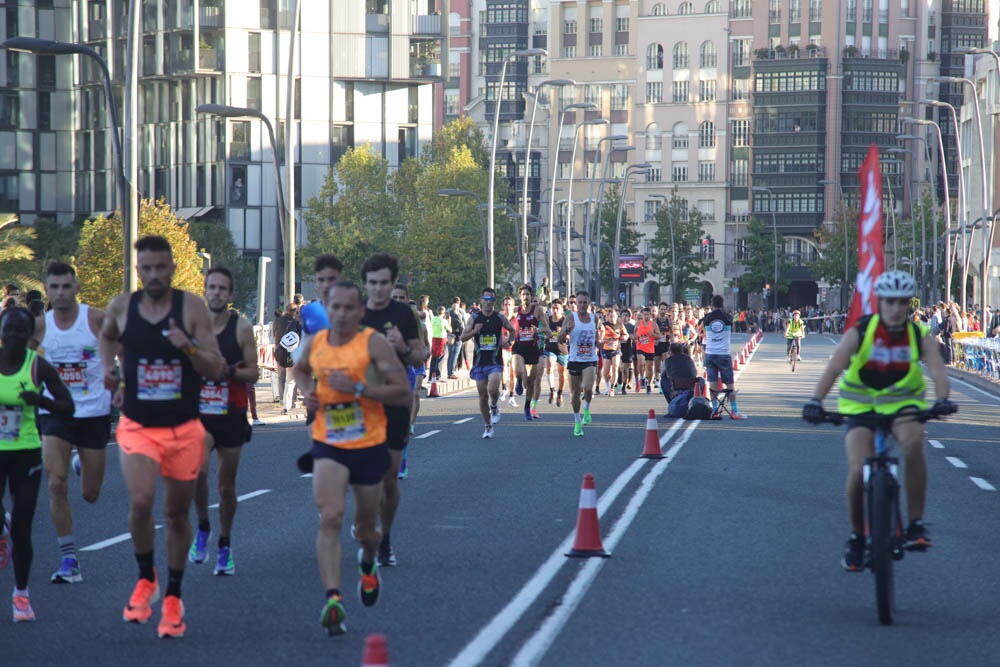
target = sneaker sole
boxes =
[13,613,36,622]
[123,588,160,623]
[51,572,83,584]
[157,625,186,638]
[213,568,235,576]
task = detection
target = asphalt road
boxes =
[4,333,999,666]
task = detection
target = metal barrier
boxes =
[952,335,1000,383]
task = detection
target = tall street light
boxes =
[437,189,489,283]
[819,179,850,309]
[521,78,574,286]
[752,186,779,311]
[886,147,915,276]
[197,104,292,306]
[611,164,651,304]
[547,101,597,293]
[903,117,952,302]
[593,144,635,303]
[488,47,547,290]
[585,134,628,295]
[566,117,608,296]
[1,36,137,291]
[648,193,677,303]
[897,133,934,300]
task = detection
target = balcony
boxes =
[89,19,107,40]
[754,45,828,60]
[200,5,223,29]
[366,13,389,33]
[199,47,219,71]
[412,14,441,35]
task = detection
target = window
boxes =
[673,42,689,69]
[563,46,576,58]
[247,77,262,111]
[731,158,748,185]
[672,165,688,182]
[732,0,752,18]
[38,55,56,88]
[699,80,716,101]
[38,92,51,130]
[789,0,801,22]
[701,238,716,259]
[611,83,629,110]
[589,17,602,33]
[769,0,781,22]
[645,168,662,182]
[444,94,459,116]
[644,200,659,222]
[564,19,577,33]
[647,43,664,70]
[645,82,662,103]
[700,41,717,68]
[589,45,603,57]
[809,0,822,21]
[646,124,661,149]
[0,173,18,213]
[678,2,694,14]
[0,92,18,130]
[616,17,629,31]
[705,0,722,11]
[732,38,751,66]
[699,121,715,147]
[731,119,751,147]
[558,161,572,179]
[584,84,602,107]
[672,123,689,148]
[650,3,666,16]
[249,33,261,73]
[331,124,354,164]
[698,161,715,181]
[615,44,628,56]
[672,81,689,102]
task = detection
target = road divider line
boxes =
[945,456,967,469]
[447,420,694,667]
[949,376,1000,403]
[510,422,700,667]
[209,488,272,509]
[81,524,164,552]
[970,477,996,491]
[453,418,474,424]
[415,430,441,439]
[929,439,944,449]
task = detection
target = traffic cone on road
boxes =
[566,474,610,558]
[640,409,665,459]
[427,374,440,398]
[361,634,390,666]
[732,355,740,371]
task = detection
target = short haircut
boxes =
[392,282,409,296]
[314,254,343,275]
[575,290,591,299]
[518,283,532,293]
[452,296,461,304]
[329,279,363,304]
[669,342,684,355]
[25,290,42,303]
[0,306,35,336]
[135,235,172,254]
[360,252,399,282]
[658,301,669,308]
[550,298,563,306]
[482,287,496,298]
[4,283,19,295]
[205,266,234,291]
[45,262,76,279]
[711,294,724,309]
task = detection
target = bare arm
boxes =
[230,316,261,384]
[459,319,480,343]
[20,357,75,419]
[292,334,316,402]
[557,314,574,344]
[500,314,517,338]
[921,331,950,401]
[175,293,226,381]
[363,334,412,406]
[809,327,860,403]
[100,295,127,391]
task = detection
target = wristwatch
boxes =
[353,381,366,398]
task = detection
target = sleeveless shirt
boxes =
[199,311,249,416]
[41,304,110,418]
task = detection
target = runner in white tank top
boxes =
[557,292,602,436]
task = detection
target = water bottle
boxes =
[300,300,330,334]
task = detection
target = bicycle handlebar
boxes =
[813,403,958,427]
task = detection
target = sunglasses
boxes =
[882,298,910,306]
[482,295,496,301]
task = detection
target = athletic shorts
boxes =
[542,349,569,366]
[412,365,426,378]
[470,364,504,383]
[639,351,657,362]
[385,405,410,451]
[654,342,669,357]
[311,440,389,486]
[620,346,635,363]
[406,366,418,391]
[704,354,735,386]
[38,414,111,450]
[567,361,597,377]
[512,343,541,366]
[116,415,205,482]
[600,349,620,360]
[201,412,252,449]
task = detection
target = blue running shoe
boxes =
[515,379,523,396]
[214,546,235,575]
[51,556,82,583]
[188,529,209,564]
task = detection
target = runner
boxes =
[459,287,516,438]
[389,282,423,478]
[0,306,74,622]
[30,263,112,585]
[653,302,672,385]
[293,280,410,635]
[600,307,628,397]
[541,298,569,407]
[512,285,548,421]
[189,267,259,576]
[99,235,225,638]
[558,291,602,436]
[619,308,637,393]
[360,254,425,568]
[499,295,518,406]
[634,307,660,393]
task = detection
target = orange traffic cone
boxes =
[427,374,440,398]
[640,409,664,459]
[732,355,740,371]
[361,634,390,667]
[565,474,610,558]
[694,377,705,398]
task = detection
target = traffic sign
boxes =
[683,289,699,303]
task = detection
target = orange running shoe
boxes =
[122,573,160,623]
[157,595,186,638]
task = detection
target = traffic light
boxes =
[763,283,770,298]
[701,238,710,258]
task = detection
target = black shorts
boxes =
[512,343,541,366]
[38,414,112,450]
[654,343,669,357]
[620,346,635,363]
[201,412,252,449]
[567,361,597,377]
[385,405,410,451]
[311,441,389,486]
[639,351,657,362]
[600,349,620,360]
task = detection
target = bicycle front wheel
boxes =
[869,470,896,625]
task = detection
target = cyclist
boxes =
[802,271,955,571]
[784,310,806,362]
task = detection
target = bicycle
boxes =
[786,337,802,372]
[812,404,956,625]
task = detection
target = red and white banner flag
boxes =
[844,144,885,331]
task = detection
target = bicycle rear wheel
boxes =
[869,470,896,625]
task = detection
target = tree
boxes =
[423,116,489,169]
[188,220,258,315]
[736,216,786,300]
[595,183,643,300]
[76,197,202,308]
[30,217,81,269]
[646,187,718,301]
[812,202,857,292]
[0,219,40,294]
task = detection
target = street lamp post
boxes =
[819,179,850,309]
[1,37,137,291]
[257,256,272,327]
[566,117,608,296]
[648,193,677,303]
[903,117,952,303]
[611,164,651,304]
[488,47,547,290]
[197,252,212,276]
[886,148,914,276]
[584,134,627,295]
[437,189,489,283]
[197,104,292,308]
[521,79,574,286]
[752,186,779,311]
[897,133,935,300]
[593,145,635,304]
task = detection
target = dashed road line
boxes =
[453,417,474,424]
[415,429,441,439]
[945,456,967,469]
[970,477,996,491]
[929,439,944,449]
[82,525,164,552]
[209,488,271,509]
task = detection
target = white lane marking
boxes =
[446,423,695,667]
[300,473,313,478]
[453,418,475,424]
[209,489,270,508]
[948,376,1000,403]
[658,418,685,446]
[414,430,441,439]
[945,457,968,469]
[929,439,944,449]
[510,423,700,667]
[81,524,164,552]
[970,477,996,491]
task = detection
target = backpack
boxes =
[275,318,302,368]
[667,389,693,418]
[449,308,464,334]
[685,395,714,420]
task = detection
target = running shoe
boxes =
[508,395,518,408]
[214,546,235,576]
[490,403,501,424]
[157,595,185,638]
[608,388,615,397]
[582,408,592,425]
[320,594,346,636]
[841,533,865,572]
[12,594,35,623]
[377,542,397,567]
[482,424,494,439]
[903,520,932,551]
[646,385,651,395]
[123,573,160,623]
[515,379,523,396]
[252,418,264,426]
[50,556,82,583]
[72,452,81,476]
[357,549,380,607]
[409,424,415,436]
[549,389,555,404]
[531,408,540,420]
[556,392,563,408]
[397,449,408,479]
[573,422,584,437]
[499,387,509,402]
[0,512,11,570]
[730,411,749,420]
[188,529,209,564]
[621,385,627,395]
[524,405,532,422]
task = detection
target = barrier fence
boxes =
[952,333,1000,383]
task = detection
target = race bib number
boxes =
[0,406,22,441]
[324,402,367,444]
[199,381,229,415]
[638,335,650,346]
[518,326,536,342]
[56,362,89,395]
[576,331,595,356]
[603,339,619,351]
[137,358,183,401]
[479,334,497,351]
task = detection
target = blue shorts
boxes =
[406,366,418,391]
[704,354,734,385]
[542,350,568,366]
[470,364,504,382]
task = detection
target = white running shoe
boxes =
[490,403,501,424]
[482,425,494,439]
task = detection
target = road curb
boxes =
[945,366,1000,399]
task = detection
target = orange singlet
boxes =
[635,320,655,355]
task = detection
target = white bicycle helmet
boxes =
[873,270,917,298]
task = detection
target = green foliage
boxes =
[423,116,489,169]
[811,202,857,289]
[595,183,643,299]
[30,217,81,269]
[76,198,203,308]
[646,187,718,299]
[736,216,785,296]
[188,220,258,314]
[0,222,41,294]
